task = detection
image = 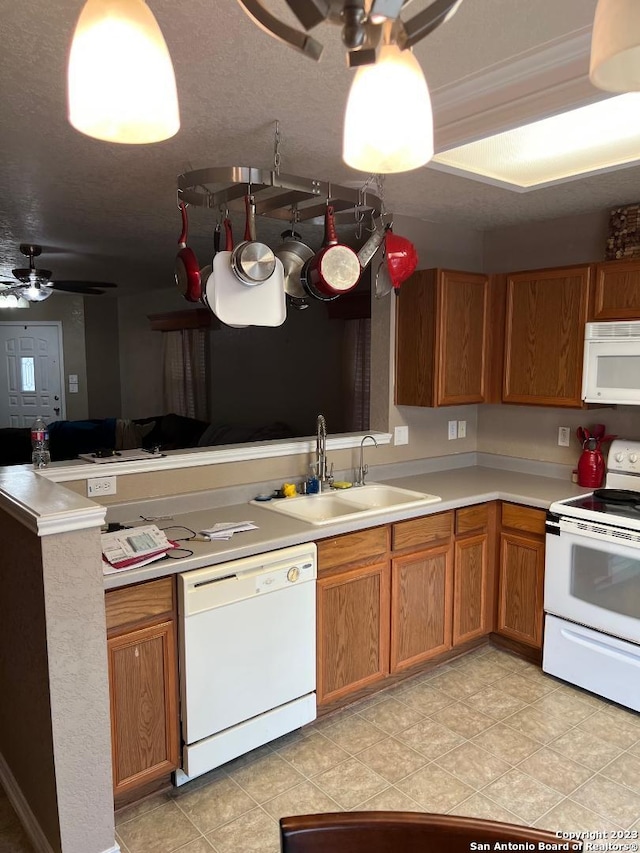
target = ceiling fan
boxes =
[0,244,117,303]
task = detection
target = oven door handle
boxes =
[558,517,640,547]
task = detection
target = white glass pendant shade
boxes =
[343,43,434,173]
[67,0,180,144]
[590,0,640,91]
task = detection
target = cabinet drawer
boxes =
[318,526,389,573]
[105,577,175,633]
[392,511,453,551]
[455,504,489,536]
[501,503,546,537]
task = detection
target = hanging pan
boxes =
[174,202,201,303]
[301,203,361,300]
[231,194,277,285]
[274,228,314,309]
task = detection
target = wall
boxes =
[84,297,121,418]
[0,297,89,421]
[483,209,609,273]
[0,511,60,851]
[0,509,116,853]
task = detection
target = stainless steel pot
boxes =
[274,229,314,301]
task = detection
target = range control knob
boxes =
[630,454,638,464]
[615,452,625,463]
[287,566,300,583]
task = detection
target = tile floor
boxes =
[3,644,640,853]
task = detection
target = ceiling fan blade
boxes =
[50,280,118,288]
[50,283,107,295]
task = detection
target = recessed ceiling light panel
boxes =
[430,93,640,190]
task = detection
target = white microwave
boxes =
[582,321,640,405]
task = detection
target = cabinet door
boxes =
[453,533,489,646]
[497,532,545,649]
[395,269,490,407]
[503,266,591,406]
[391,543,453,672]
[108,620,179,798]
[594,260,640,320]
[317,561,390,707]
[436,270,490,405]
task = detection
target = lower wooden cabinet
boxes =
[316,528,391,706]
[391,543,453,671]
[496,504,546,650]
[316,560,390,706]
[105,577,180,802]
[317,506,496,709]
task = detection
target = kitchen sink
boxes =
[251,483,441,526]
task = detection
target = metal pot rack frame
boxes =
[177,166,383,225]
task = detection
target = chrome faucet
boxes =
[315,414,333,491]
[356,435,378,486]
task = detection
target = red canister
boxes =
[577,446,605,488]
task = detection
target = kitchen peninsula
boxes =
[0,443,587,853]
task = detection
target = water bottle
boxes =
[31,416,51,469]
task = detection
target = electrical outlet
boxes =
[87,476,117,497]
[394,425,409,445]
[458,420,467,439]
[448,420,458,440]
[558,427,571,447]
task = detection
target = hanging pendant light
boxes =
[342,41,434,174]
[590,0,640,92]
[67,0,180,144]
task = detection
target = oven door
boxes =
[545,517,640,644]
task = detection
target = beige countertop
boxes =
[102,465,589,589]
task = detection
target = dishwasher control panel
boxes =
[180,542,317,615]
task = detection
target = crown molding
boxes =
[431,25,601,151]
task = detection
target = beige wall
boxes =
[85,297,121,418]
[0,297,89,421]
[0,512,60,851]
[0,510,114,853]
[483,209,610,273]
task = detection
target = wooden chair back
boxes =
[280,811,580,853]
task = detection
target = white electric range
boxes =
[543,439,640,712]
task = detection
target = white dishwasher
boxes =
[176,542,317,785]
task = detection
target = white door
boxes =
[0,322,65,427]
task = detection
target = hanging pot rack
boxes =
[177,166,383,224]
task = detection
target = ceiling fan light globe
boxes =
[342,43,434,173]
[67,0,180,144]
[19,285,53,303]
[590,0,640,92]
[0,293,29,309]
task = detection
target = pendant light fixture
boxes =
[67,0,180,144]
[342,39,434,173]
[590,0,640,92]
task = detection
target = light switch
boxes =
[394,425,409,445]
[68,374,78,384]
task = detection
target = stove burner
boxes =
[593,489,640,504]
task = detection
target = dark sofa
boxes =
[0,414,295,466]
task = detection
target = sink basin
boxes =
[251,483,441,526]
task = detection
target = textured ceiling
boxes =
[1,0,635,294]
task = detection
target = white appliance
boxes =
[543,439,640,711]
[176,542,317,785]
[582,321,640,404]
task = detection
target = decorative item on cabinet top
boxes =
[606,202,640,260]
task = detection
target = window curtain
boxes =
[162,329,208,420]
[343,318,371,432]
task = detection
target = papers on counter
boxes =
[199,521,258,541]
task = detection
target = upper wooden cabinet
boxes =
[503,265,592,407]
[593,259,640,320]
[395,269,492,407]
